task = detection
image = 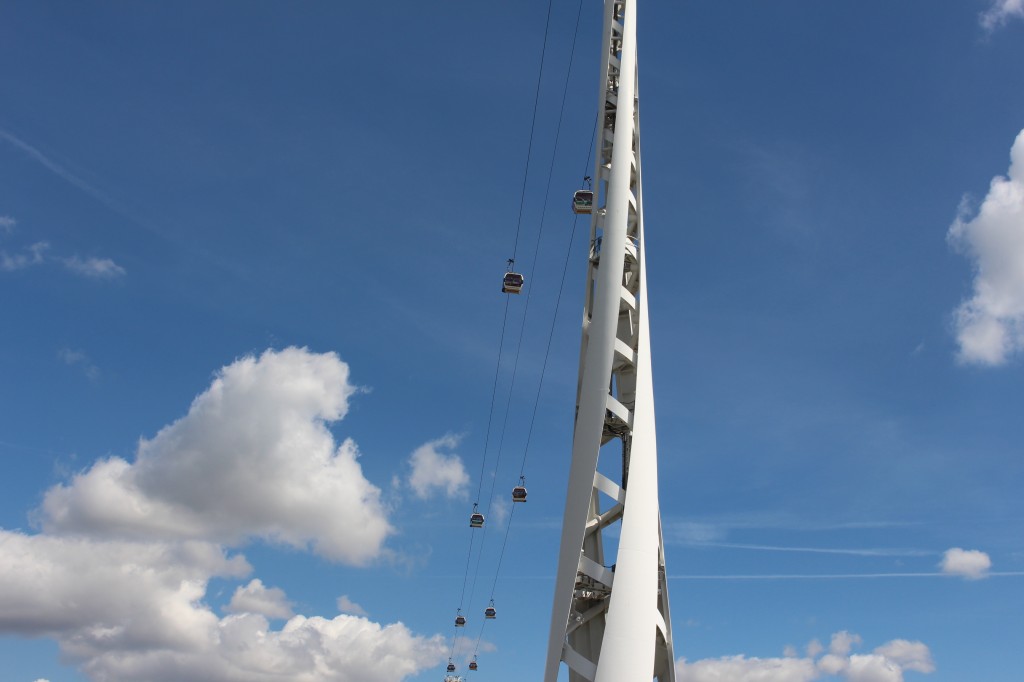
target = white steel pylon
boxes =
[544,1,675,681]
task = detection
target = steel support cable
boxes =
[488,0,589,514]
[471,501,518,655]
[468,0,592,657]
[518,135,595,480]
[509,0,558,264]
[461,0,567,639]
[447,0,576,668]
[448,292,510,665]
[472,294,512,506]
[468,201,589,658]
[447,0,554,662]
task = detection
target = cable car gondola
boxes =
[502,258,524,294]
[572,177,594,215]
[512,475,527,503]
[447,659,457,672]
[572,189,594,214]
[454,610,466,627]
[469,503,485,528]
[484,600,496,619]
[469,657,479,672]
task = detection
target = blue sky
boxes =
[1,2,1023,681]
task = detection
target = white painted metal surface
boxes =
[544,0,675,680]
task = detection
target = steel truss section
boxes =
[544,0,675,680]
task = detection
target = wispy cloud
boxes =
[1,128,249,280]
[0,241,49,271]
[689,541,931,558]
[739,142,816,239]
[664,516,918,544]
[980,0,1024,31]
[60,255,126,279]
[57,348,100,381]
[670,571,1024,580]
[0,129,139,227]
[0,240,125,279]
[0,215,125,279]
[336,594,368,617]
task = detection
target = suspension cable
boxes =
[445,0,561,668]
[509,0,558,264]
[472,295,512,506]
[467,0,592,656]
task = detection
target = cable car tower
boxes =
[544,1,675,680]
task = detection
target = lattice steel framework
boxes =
[543,1,675,680]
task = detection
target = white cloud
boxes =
[0,241,48,271]
[337,594,368,617]
[0,347,455,681]
[225,579,293,619]
[0,215,14,233]
[940,547,992,579]
[677,655,819,682]
[40,347,392,565]
[830,631,862,656]
[948,129,1024,365]
[0,530,249,643]
[980,0,1024,31]
[0,530,445,682]
[677,632,934,682]
[844,654,904,682]
[407,434,470,500]
[61,255,126,278]
[79,612,445,682]
[873,640,935,674]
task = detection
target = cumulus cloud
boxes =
[948,129,1024,365]
[874,640,936,674]
[0,530,250,643]
[225,579,293,619]
[980,0,1024,31]
[0,347,454,681]
[940,547,992,579]
[0,215,15,233]
[676,632,934,682]
[407,434,470,500]
[0,529,446,681]
[337,594,369,617]
[40,347,391,565]
[61,255,126,278]
[83,612,445,682]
